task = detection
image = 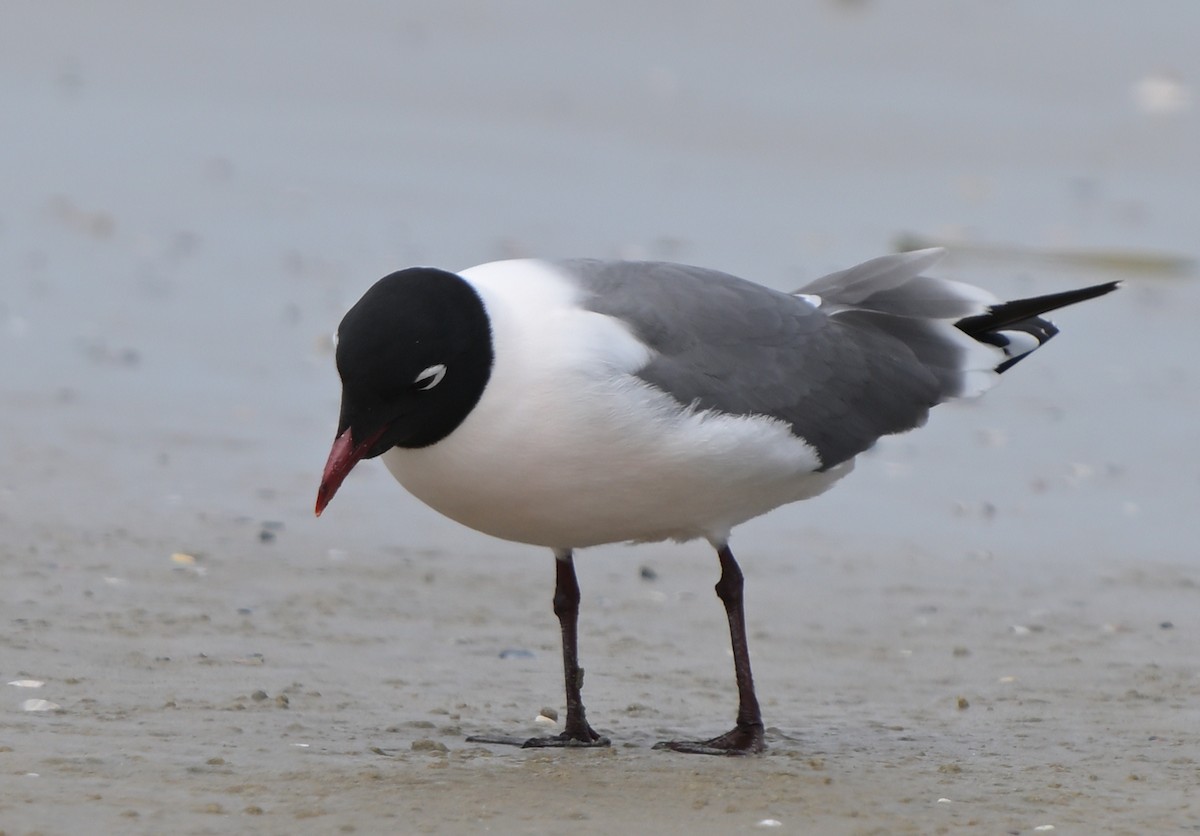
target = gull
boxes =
[316,248,1116,754]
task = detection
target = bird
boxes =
[315,248,1117,755]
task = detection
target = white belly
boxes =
[382,390,850,549]
[380,259,849,549]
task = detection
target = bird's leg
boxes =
[467,550,610,749]
[654,544,766,755]
[532,550,609,746]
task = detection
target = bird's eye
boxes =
[414,364,447,390]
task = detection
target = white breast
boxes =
[381,260,846,549]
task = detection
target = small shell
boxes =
[21,699,61,712]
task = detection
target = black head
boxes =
[316,267,493,514]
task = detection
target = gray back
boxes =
[560,259,967,470]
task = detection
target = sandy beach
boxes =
[3,3,1198,833]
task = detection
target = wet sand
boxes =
[4,508,1200,833]
[3,3,1199,833]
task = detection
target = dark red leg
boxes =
[654,544,766,755]
[468,550,610,748]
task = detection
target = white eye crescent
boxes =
[415,364,446,390]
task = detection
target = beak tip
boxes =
[317,426,375,520]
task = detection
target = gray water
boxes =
[4,1,1195,563]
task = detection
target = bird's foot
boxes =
[467,726,611,749]
[520,729,612,749]
[652,722,765,756]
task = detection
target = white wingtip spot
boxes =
[996,329,1041,360]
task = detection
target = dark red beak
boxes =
[315,427,384,516]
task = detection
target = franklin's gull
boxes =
[316,248,1116,754]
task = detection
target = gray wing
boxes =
[560,253,993,470]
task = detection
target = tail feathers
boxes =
[956,281,1119,373]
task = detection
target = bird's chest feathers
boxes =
[381,294,662,535]
[378,262,829,546]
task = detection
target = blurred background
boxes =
[2,0,1195,561]
[2,3,1198,830]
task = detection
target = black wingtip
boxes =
[1076,279,1122,301]
[954,279,1119,375]
[957,280,1120,338]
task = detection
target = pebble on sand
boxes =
[21,699,61,712]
